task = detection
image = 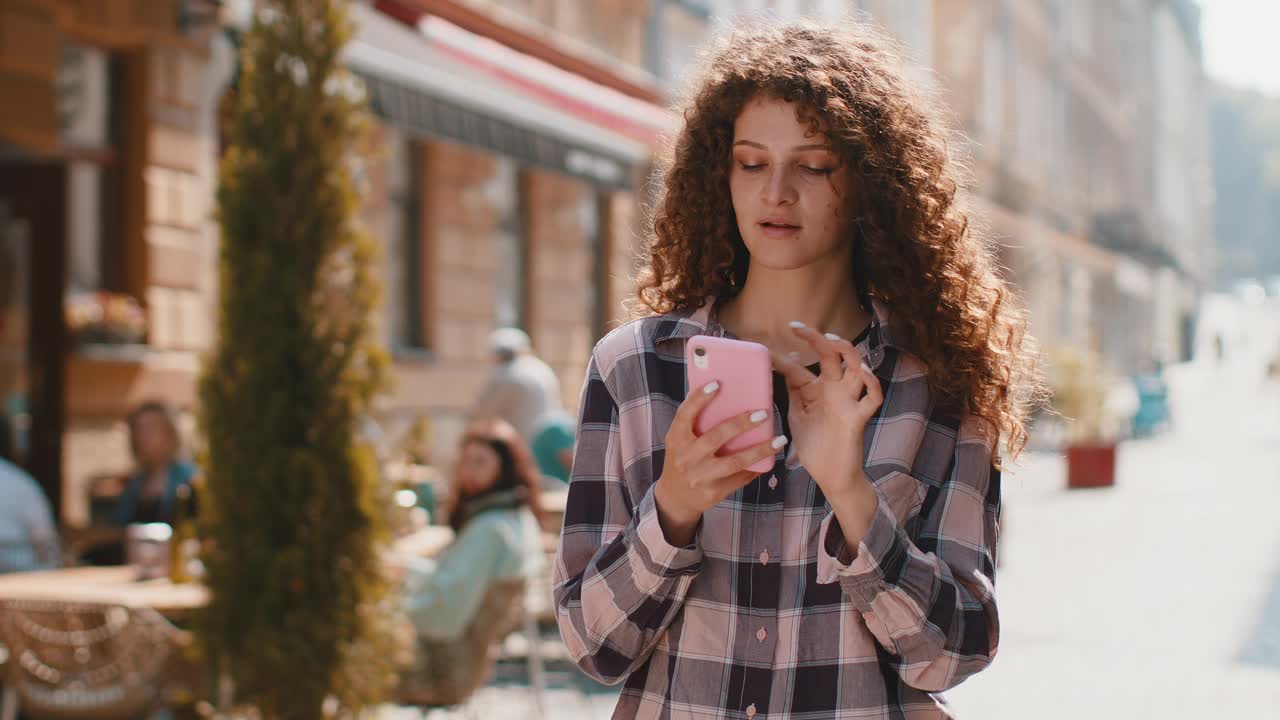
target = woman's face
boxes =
[729,95,851,270]
[132,411,177,467]
[456,440,501,498]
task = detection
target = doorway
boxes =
[0,161,68,518]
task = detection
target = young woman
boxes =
[553,20,1043,719]
[402,418,546,641]
[397,419,547,704]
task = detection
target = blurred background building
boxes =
[0,0,1218,525]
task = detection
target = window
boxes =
[650,0,710,88]
[581,190,607,341]
[0,204,30,462]
[494,159,526,330]
[979,25,1006,145]
[1068,1,1092,57]
[887,0,933,69]
[1012,42,1050,180]
[385,128,425,350]
[59,44,123,294]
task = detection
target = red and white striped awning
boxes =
[345,3,675,187]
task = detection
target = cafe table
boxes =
[0,525,455,616]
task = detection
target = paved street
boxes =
[948,348,1280,718]
[386,315,1280,719]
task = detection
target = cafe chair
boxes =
[0,599,197,720]
[395,578,534,718]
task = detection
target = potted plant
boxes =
[65,290,147,346]
[1045,344,1120,489]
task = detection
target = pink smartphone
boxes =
[685,335,776,474]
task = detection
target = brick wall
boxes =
[603,189,641,329]
[526,168,593,409]
[142,44,216,354]
[63,41,219,524]
[370,135,645,467]
[379,138,504,462]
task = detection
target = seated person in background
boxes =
[397,419,547,702]
[530,409,575,486]
[403,418,546,638]
[0,415,60,573]
[83,401,197,565]
[115,401,198,527]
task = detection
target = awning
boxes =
[345,4,672,190]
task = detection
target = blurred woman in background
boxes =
[396,418,546,704]
[115,401,198,527]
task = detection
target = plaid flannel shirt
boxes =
[553,299,1001,719]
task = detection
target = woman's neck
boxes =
[716,253,871,360]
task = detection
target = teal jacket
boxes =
[115,461,198,526]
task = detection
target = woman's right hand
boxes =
[653,381,787,545]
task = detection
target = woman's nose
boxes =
[762,166,797,205]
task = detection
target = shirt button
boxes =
[759,549,769,565]
[767,475,778,489]
[756,627,767,642]
[746,704,758,718]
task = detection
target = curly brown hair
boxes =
[637,20,1047,460]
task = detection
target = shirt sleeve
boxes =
[551,351,703,686]
[403,513,511,641]
[816,413,1001,693]
[17,479,61,569]
[24,488,61,568]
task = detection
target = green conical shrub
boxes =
[197,1,394,716]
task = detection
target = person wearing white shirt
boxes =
[469,328,562,444]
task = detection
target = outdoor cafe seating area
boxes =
[0,465,570,719]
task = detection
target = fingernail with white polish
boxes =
[771,435,789,449]
[824,332,842,341]
[703,381,720,394]
[789,321,807,329]
[750,410,768,423]
[787,351,801,360]
[861,363,872,373]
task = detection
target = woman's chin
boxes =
[745,246,825,272]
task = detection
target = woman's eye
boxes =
[803,166,835,176]
[738,162,766,172]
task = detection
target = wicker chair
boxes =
[0,599,197,720]
[395,578,528,713]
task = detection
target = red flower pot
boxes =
[1066,442,1117,489]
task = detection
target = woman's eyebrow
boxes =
[732,140,832,152]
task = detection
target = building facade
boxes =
[0,0,1213,525]
[0,0,691,524]
[923,0,1211,375]
[0,0,228,523]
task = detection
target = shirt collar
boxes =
[654,296,899,368]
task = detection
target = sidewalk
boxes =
[947,354,1280,717]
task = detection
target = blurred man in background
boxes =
[470,328,562,444]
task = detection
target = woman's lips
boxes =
[759,221,801,238]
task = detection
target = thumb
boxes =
[709,470,759,499]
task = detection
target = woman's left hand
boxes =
[771,322,884,502]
